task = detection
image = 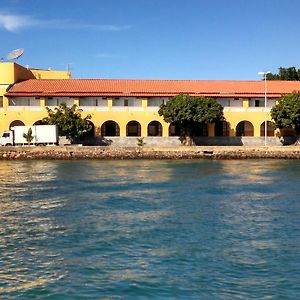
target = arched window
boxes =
[126,121,141,136]
[101,121,120,136]
[193,123,208,136]
[9,120,25,129]
[33,120,45,125]
[260,121,275,137]
[280,127,296,136]
[148,121,162,136]
[236,121,254,136]
[169,122,181,136]
[215,121,230,136]
[86,121,95,137]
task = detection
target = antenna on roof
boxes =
[7,48,25,61]
[67,63,73,72]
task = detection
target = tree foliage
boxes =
[158,94,224,144]
[271,92,300,138]
[43,103,92,142]
[23,127,34,145]
[267,67,300,81]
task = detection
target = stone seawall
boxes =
[1,146,300,160]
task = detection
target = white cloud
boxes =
[0,13,33,32]
[92,25,132,31]
[49,22,132,31]
[96,53,120,59]
[0,12,132,32]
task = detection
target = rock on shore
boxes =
[1,146,300,160]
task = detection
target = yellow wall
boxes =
[224,111,270,137]
[0,103,273,137]
[0,63,15,84]
[0,62,37,85]
[14,64,35,82]
[30,69,71,79]
[85,109,168,137]
[0,62,72,134]
[0,62,70,84]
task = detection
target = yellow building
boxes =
[1,61,300,145]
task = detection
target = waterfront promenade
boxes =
[1,146,300,160]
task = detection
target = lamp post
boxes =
[258,71,271,146]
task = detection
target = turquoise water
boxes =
[0,159,300,299]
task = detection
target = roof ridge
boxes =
[6,78,300,98]
[25,78,268,82]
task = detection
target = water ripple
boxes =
[0,159,300,299]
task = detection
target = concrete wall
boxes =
[80,136,182,146]
[78,136,296,147]
[194,136,296,146]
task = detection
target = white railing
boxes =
[146,107,159,111]
[223,107,245,112]
[80,106,109,111]
[8,106,43,111]
[129,107,144,111]
[247,107,272,112]
[111,107,127,111]
[111,106,144,112]
[223,107,272,112]
[95,107,109,111]
[4,105,272,113]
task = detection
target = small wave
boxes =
[0,275,64,294]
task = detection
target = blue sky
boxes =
[1,0,299,80]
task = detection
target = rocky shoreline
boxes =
[0,146,300,160]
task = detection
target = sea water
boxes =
[0,159,300,299]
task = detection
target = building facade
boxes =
[1,62,300,145]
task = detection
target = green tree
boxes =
[271,92,300,143]
[23,127,34,145]
[267,67,300,80]
[43,103,92,142]
[158,94,224,145]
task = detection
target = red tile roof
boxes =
[5,79,300,98]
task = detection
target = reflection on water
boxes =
[0,159,300,299]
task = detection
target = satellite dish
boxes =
[7,48,25,60]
